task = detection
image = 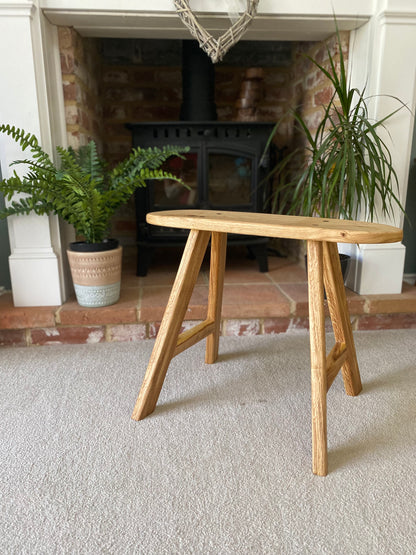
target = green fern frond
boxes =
[109,145,189,189]
[0,124,54,171]
[0,124,39,151]
[0,124,189,243]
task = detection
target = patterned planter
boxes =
[67,242,122,307]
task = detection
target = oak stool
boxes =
[131,210,402,476]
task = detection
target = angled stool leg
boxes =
[131,229,211,421]
[323,242,362,396]
[205,232,227,364]
[307,240,328,476]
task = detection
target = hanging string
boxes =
[227,0,246,24]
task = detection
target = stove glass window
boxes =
[208,152,252,207]
[153,152,198,208]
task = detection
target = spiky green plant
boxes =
[0,125,189,243]
[264,29,406,222]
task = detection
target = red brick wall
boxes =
[58,29,349,158]
[102,65,183,165]
[58,28,103,152]
[292,31,350,145]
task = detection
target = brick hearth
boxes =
[1,246,416,347]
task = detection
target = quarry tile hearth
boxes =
[1,249,416,346]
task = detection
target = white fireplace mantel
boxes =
[39,0,372,40]
[0,0,416,305]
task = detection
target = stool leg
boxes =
[131,229,211,421]
[307,240,328,476]
[323,242,362,396]
[205,232,227,364]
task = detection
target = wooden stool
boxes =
[131,210,402,476]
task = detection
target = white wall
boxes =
[338,0,416,293]
[0,1,68,305]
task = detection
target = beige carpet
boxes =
[0,330,415,554]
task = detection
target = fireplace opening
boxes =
[58,31,350,273]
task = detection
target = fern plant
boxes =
[264,28,405,222]
[0,125,189,243]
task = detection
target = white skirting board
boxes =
[338,242,405,295]
[9,253,63,307]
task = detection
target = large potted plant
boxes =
[0,124,188,307]
[263,28,406,286]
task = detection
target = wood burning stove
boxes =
[127,121,276,276]
[127,40,276,276]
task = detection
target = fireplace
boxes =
[1,3,411,306]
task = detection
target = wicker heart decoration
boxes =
[174,0,260,63]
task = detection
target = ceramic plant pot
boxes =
[67,240,122,307]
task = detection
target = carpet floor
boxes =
[0,329,415,554]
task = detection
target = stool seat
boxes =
[147,209,402,244]
[131,210,403,476]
